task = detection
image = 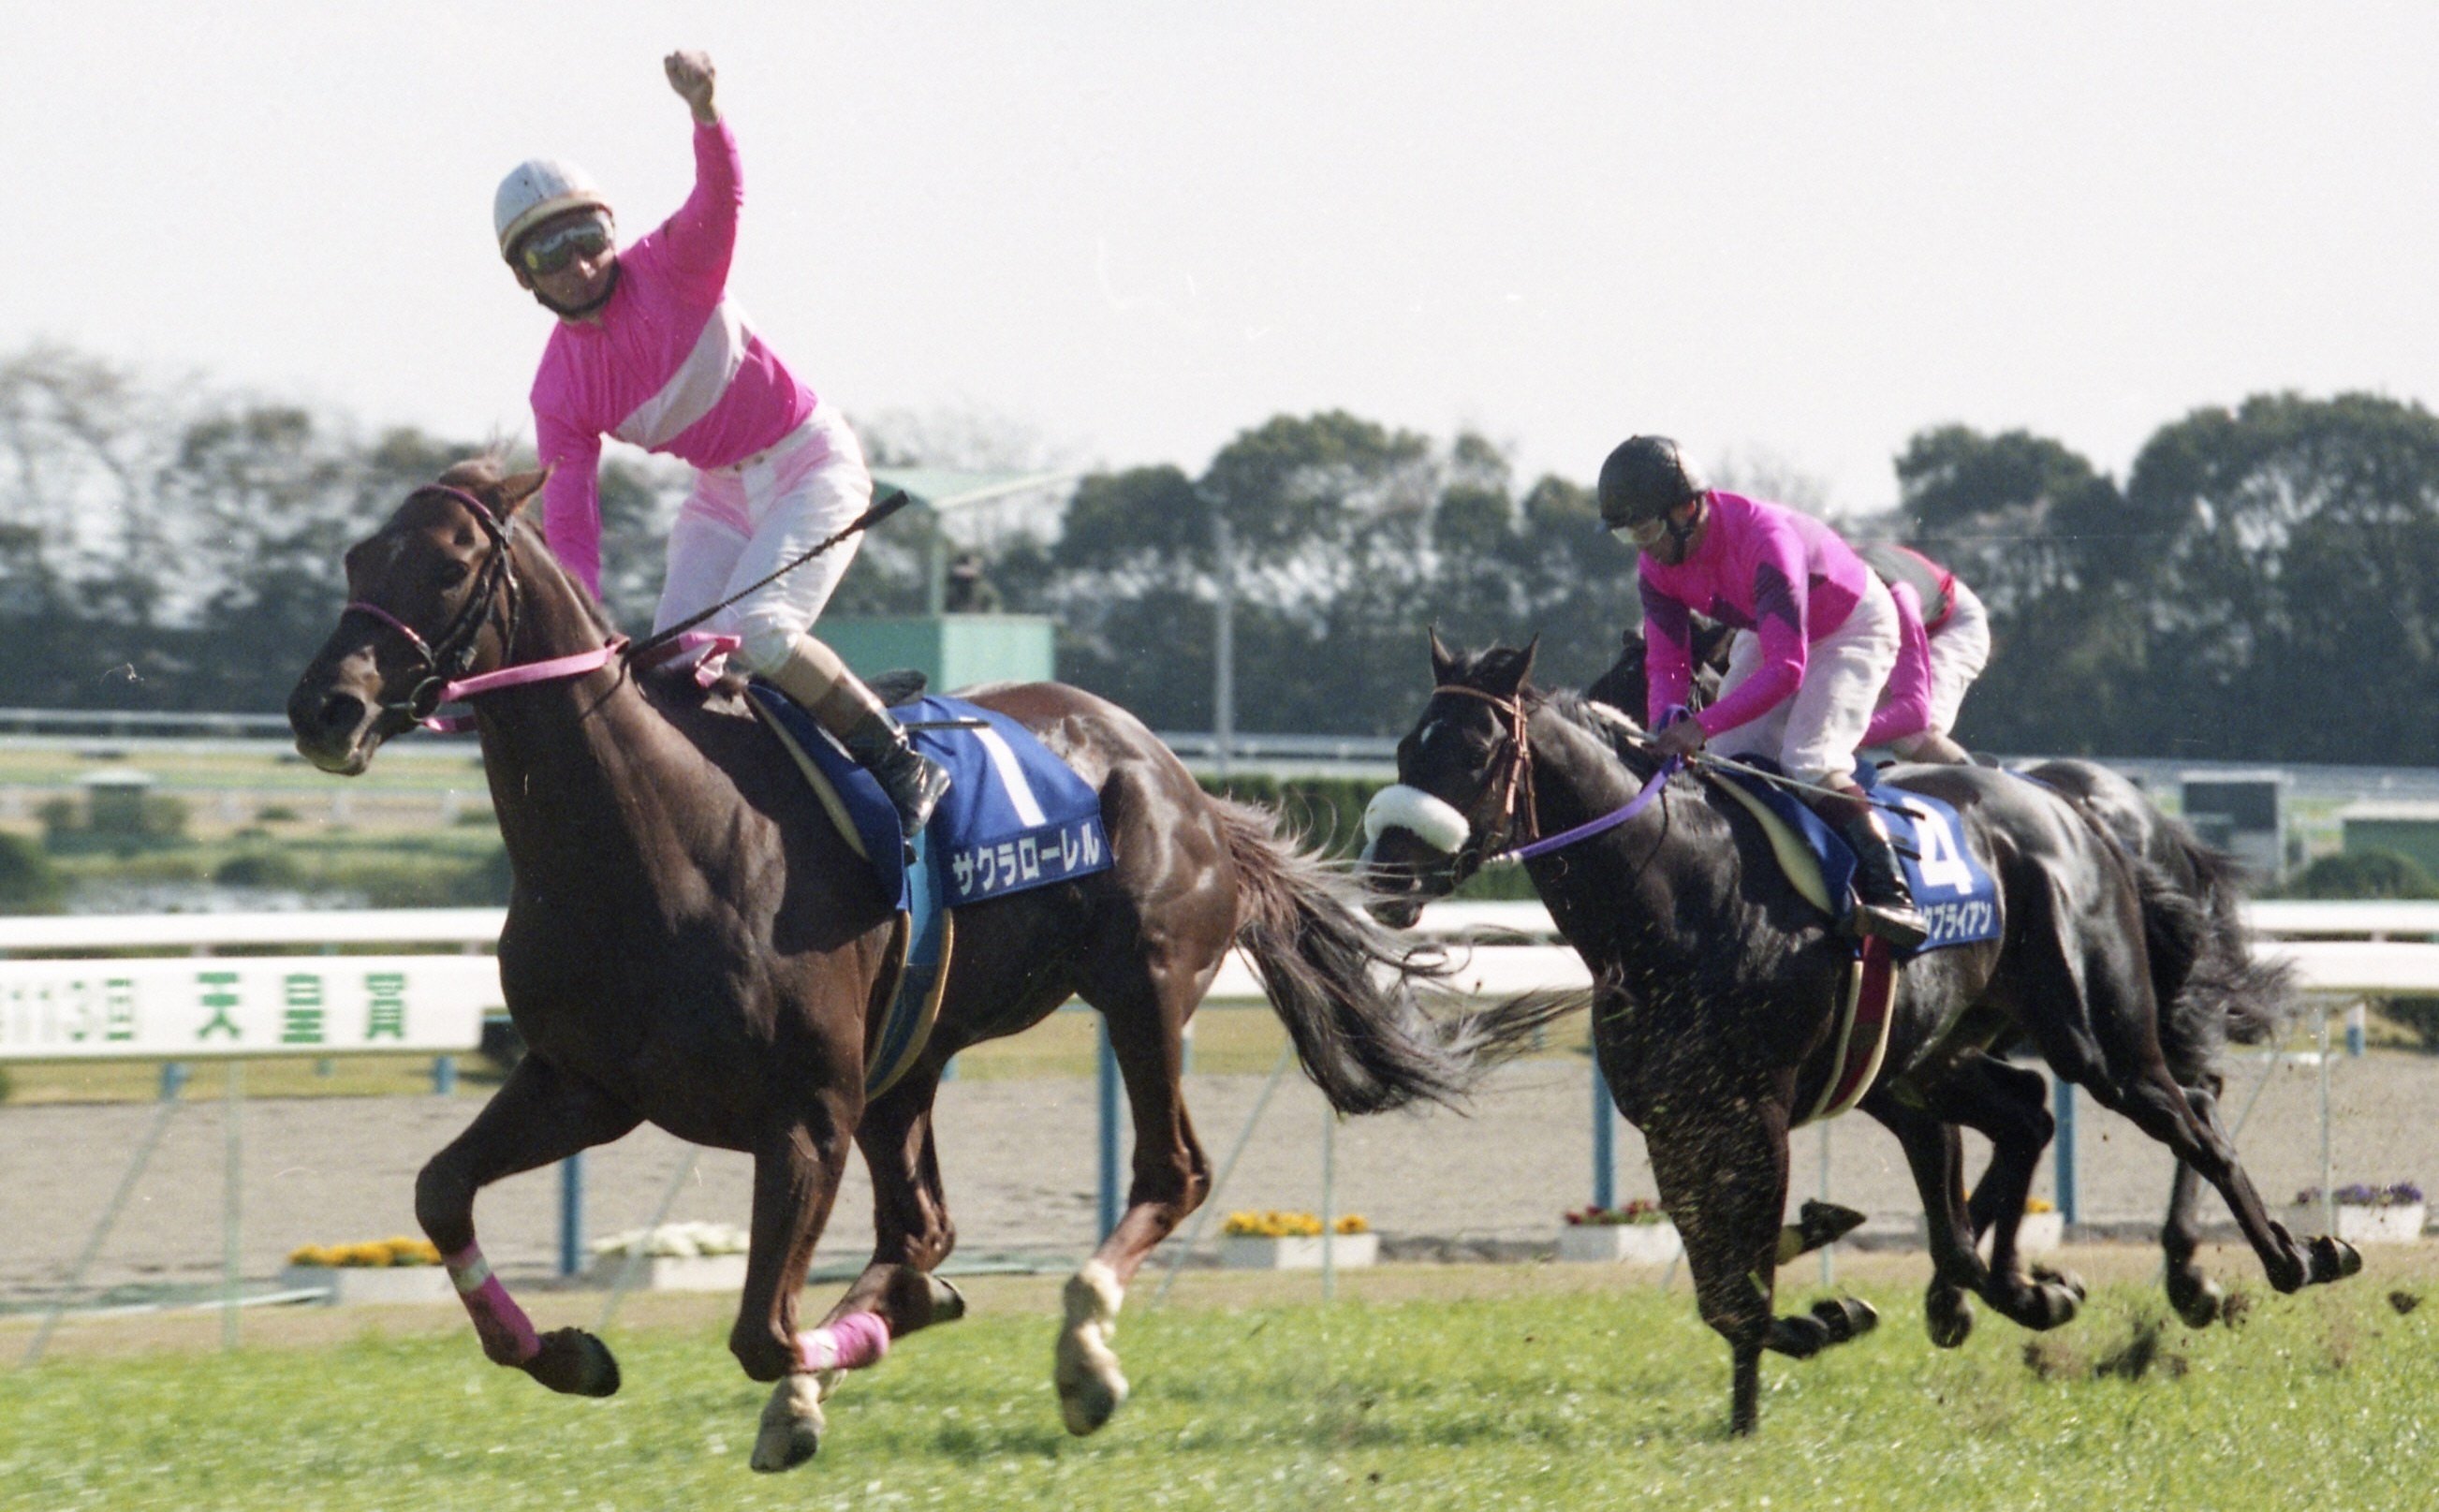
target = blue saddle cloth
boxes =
[743,686,1113,912]
[1719,760,2003,955]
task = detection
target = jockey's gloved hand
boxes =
[1654,718,1706,761]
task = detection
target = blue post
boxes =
[1591,1065,1617,1211]
[432,1055,457,1096]
[558,1153,585,1278]
[2345,1003,2366,1058]
[1096,1020,1123,1241]
[158,1062,188,1100]
[2052,1076,2079,1226]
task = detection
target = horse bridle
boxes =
[1426,683,1543,868]
[341,486,524,727]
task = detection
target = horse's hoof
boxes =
[1056,1360,1128,1435]
[523,1328,621,1398]
[2167,1271,2225,1329]
[928,1273,969,1324]
[2310,1235,2364,1284]
[2031,1264,2088,1304]
[1812,1296,1878,1343]
[752,1374,824,1473]
[1926,1285,1974,1350]
[1054,1261,1128,1435]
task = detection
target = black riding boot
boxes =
[841,709,953,843]
[1820,798,1930,950]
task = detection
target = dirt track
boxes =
[4,1049,2434,1299]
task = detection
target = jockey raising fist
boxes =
[490,51,949,842]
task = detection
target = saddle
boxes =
[744,674,1112,1099]
[1704,761,2004,1124]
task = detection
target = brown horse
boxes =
[287,462,1559,1472]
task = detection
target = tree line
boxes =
[3,342,2433,764]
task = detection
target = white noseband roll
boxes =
[1361,784,1474,856]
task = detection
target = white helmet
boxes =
[492,158,612,258]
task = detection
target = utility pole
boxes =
[1212,508,1235,779]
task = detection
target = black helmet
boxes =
[1597,435,1702,526]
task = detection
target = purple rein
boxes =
[1500,753,1680,862]
[1493,701,1688,863]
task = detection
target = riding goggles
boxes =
[518,215,613,277]
[1608,517,1669,549]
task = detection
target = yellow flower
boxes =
[2025,1197,2057,1214]
[1334,1215,1370,1235]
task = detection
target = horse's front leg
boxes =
[739,1090,861,1475]
[1641,1072,1871,1437]
[414,1054,639,1396]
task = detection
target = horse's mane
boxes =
[1437,641,1666,780]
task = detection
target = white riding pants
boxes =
[1712,574,1902,786]
[653,404,873,676]
[1923,580,1991,736]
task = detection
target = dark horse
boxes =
[1590,624,2292,1336]
[1367,635,2359,1435]
[287,463,1557,1472]
[1587,627,2299,1334]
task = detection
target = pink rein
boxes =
[345,602,738,734]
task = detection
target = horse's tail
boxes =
[2119,816,2298,1079]
[1212,795,1580,1114]
[2156,824,2299,1062]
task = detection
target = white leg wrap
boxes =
[1053,1258,1129,1435]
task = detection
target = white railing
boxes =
[6,900,2434,1002]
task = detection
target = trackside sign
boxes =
[0,956,495,1060]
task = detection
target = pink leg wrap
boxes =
[445,1243,541,1365]
[799,1310,891,1373]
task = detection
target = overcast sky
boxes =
[6,2,2434,515]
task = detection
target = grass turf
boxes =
[1,1260,2434,1511]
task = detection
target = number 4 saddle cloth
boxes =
[1711,759,2003,1124]
[744,685,1113,1099]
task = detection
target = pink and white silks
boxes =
[1638,492,1930,785]
[529,119,872,676]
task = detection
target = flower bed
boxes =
[587,1222,754,1290]
[2018,1197,2064,1255]
[1217,1211,1378,1270]
[281,1236,453,1305]
[2291,1183,2426,1245]
[1556,1200,1680,1264]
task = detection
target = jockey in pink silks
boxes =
[1856,540,1990,765]
[492,49,948,841]
[1602,434,1930,948]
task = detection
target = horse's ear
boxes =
[1480,635,1539,698]
[1428,624,1460,684]
[496,467,551,519]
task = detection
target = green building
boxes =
[827,467,1068,691]
[2338,801,2439,881]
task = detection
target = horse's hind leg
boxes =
[1054,962,1212,1436]
[414,1055,639,1397]
[2162,1074,2227,1328]
[2058,977,2358,1297]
